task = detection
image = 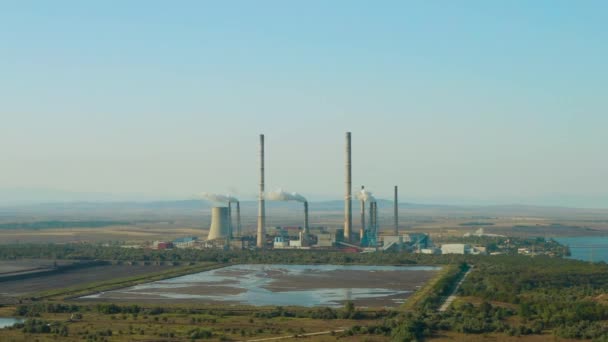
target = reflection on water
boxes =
[0,318,23,329]
[82,264,439,307]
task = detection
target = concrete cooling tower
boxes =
[207,206,231,240]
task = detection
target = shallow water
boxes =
[0,318,23,329]
[82,264,440,307]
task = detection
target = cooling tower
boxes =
[208,206,231,240]
[344,132,352,241]
[304,201,309,234]
[394,185,399,235]
[257,134,266,248]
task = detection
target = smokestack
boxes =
[369,200,374,235]
[236,201,241,237]
[257,134,266,248]
[304,201,309,234]
[228,202,233,238]
[360,185,365,240]
[394,185,398,236]
[373,201,379,250]
[344,132,352,241]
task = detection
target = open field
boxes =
[0,259,74,276]
[0,305,389,342]
[427,332,578,341]
[0,225,205,244]
[0,251,604,340]
[0,216,605,246]
[0,264,172,298]
[2,200,608,246]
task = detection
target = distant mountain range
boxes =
[1,188,607,221]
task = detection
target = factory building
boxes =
[315,232,335,248]
[441,243,469,254]
[382,233,431,251]
[441,243,487,255]
[173,236,198,248]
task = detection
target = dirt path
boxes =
[438,266,473,312]
[243,329,346,341]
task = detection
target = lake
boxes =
[81,264,440,308]
[554,236,608,262]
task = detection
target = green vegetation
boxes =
[403,264,465,311]
[2,243,608,341]
[0,243,462,265]
[5,302,392,341]
[436,235,568,256]
[458,256,608,339]
[14,319,69,336]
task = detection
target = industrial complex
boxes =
[153,132,480,255]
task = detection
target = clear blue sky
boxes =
[1,1,607,207]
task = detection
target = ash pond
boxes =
[81,264,440,308]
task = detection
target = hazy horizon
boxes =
[2,1,607,208]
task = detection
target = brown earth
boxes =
[262,269,435,292]
[0,264,174,297]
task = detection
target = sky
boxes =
[1,1,607,207]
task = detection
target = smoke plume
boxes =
[357,188,376,202]
[267,189,307,202]
[201,192,238,203]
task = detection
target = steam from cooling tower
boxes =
[201,193,239,203]
[266,189,307,202]
[202,193,239,240]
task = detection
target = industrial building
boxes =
[440,243,487,255]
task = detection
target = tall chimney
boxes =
[360,185,365,240]
[373,201,379,250]
[344,132,352,241]
[257,134,265,248]
[236,201,241,237]
[369,200,374,235]
[228,201,233,238]
[304,201,309,234]
[394,185,398,236]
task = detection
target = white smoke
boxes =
[266,188,307,202]
[201,192,238,203]
[357,188,376,202]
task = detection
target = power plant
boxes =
[195,131,433,253]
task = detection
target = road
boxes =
[438,266,474,312]
[244,329,346,341]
